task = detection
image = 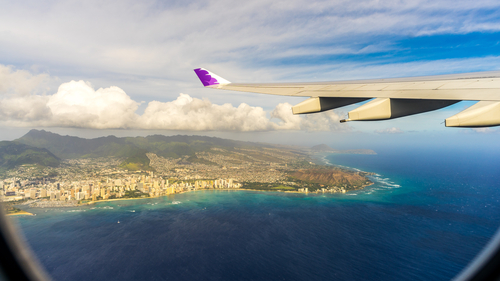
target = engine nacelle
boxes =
[445,101,500,127]
[292,97,369,114]
[341,98,459,122]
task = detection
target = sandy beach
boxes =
[7,210,35,216]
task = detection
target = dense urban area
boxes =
[0,130,375,214]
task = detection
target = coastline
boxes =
[19,181,377,213]
[82,188,314,206]
[311,151,372,173]
[21,154,378,211]
[85,196,156,204]
[82,189,242,205]
[7,210,34,216]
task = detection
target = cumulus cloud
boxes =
[0,65,50,96]
[0,73,346,132]
[134,93,346,131]
[46,81,139,128]
[375,127,404,134]
[138,94,273,131]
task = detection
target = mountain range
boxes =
[10,130,281,170]
[0,130,375,171]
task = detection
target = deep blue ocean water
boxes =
[12,147,500,281]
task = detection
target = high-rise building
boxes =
[41,189,47,198]
[30,188,36,199]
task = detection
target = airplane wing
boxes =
[194,68,500,127]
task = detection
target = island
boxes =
[0,130,376,212]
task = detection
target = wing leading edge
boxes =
[193,68,500,127]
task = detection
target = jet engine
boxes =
[340,98,459,122]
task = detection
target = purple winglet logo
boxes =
[194,68,219,87]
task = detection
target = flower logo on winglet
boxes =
[194,68,219,87]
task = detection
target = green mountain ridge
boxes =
[0,141,60,170]
[15,130,282,171]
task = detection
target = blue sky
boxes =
[1,0,500,147]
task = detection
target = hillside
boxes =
[14,130,375,173]
[311,144,335,152]
[15,130,292,171]
[0,141,60,170]
[290,168,371,189]
[17,130,274,158]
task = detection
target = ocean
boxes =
[12,146,500,281]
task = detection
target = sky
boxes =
[1,0,500,148]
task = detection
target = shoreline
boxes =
[311,152,375,174]
[82,189,243,206]
[21,182,377,212]
[22,155,378,211]
[7,210,35,216]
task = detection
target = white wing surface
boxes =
[194,68,500,127]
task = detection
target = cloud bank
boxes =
[0,66,346,131]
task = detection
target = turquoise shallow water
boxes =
[13,147,500,281]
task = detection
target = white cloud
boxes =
[0,65,50,96]
[375,127,404,134]
[270,103,302,130]
[46,81,139,129]
[0,66,346,131]
[133,94,347,131]
[138,94,273,131]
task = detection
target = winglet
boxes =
[194,68,231,87]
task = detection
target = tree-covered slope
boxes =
[15,130,279,171]
[0,141,60,169]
